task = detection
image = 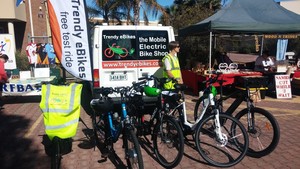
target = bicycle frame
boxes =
[105,103,128,142]
[168,90,216,131]
[224,88,261,133]
[92,88,132,144]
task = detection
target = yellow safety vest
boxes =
[162,54,181,89]
[39,83,83,140]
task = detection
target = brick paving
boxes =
[0,92,300,169]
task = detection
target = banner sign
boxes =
[102,60,160,69]
[47,0,92,81]
[264,34,298,39]
[275,75,292,99]
[101,30,169,61]
[2,77,55,96]
[0,34,17,69]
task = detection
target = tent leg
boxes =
[209,31,212,77]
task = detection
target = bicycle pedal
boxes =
[98,157,107,163]
[101,147,113,158]
[101,152,109,158]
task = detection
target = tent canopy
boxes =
[179,0,300,36]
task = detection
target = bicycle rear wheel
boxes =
[92,115,106,146]
[153,116,184,168]
[195,113,249,167]
[123,127,144,169]
[235,107,280,158]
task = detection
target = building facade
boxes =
[0,0,49,53]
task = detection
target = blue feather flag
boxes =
[16,0,25,7]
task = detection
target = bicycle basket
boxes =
[235,76,268,88]
[144,86,161,97]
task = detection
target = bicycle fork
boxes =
[210,93,227,145]
[246,99,256,132]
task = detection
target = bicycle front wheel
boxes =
[195,113,249,167]
[235,107,280,158]
[123,126,144,169]
[194,96,213,121]
[153,116,184,168]
[51,137,62,169]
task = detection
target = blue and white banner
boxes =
[276,39,288,61]
[2,76,55,96]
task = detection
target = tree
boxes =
[87,0,168,25]
[132,0,169,25]
[87,0,127,25]
[160,0,222,67]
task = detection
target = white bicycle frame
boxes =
[164,91,211,128]
[165,91,225,140]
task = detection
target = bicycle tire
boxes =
[153,115,184,168]
[51,138,61,169]
[195,113,249,167]
[93,116,105,146]
[234,107,280,158]
[104,48,114,58]
[123,127,144,169]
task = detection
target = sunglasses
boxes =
[176,45,180,48]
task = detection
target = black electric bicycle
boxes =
[126,76,184,169]
[91,87,144,169]
[194,75,280,158]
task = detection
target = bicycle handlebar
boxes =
[202,72,223,85]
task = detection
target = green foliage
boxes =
[15,50,30,71]
[161,3,214,34]
[161,1,218,68]
[87,0,167,25]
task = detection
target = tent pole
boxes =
[260,35,264,55]
[209,32,212,77]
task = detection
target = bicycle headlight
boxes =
[143,86,161,97]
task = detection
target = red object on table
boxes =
[293,70,300,79]
[181,70,263,95]
[208,71,263,87]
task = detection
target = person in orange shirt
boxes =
[0,54,9,109]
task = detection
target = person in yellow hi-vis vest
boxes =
[40,83,83,140]
[162,41,183,89]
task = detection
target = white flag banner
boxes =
[0,34,17,69]
[47,0,92,81]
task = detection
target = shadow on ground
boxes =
[0,109,49,169]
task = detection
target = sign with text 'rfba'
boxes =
[275,75,292,99]
[47,0,92,81]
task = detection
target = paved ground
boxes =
[0,90,300,169]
